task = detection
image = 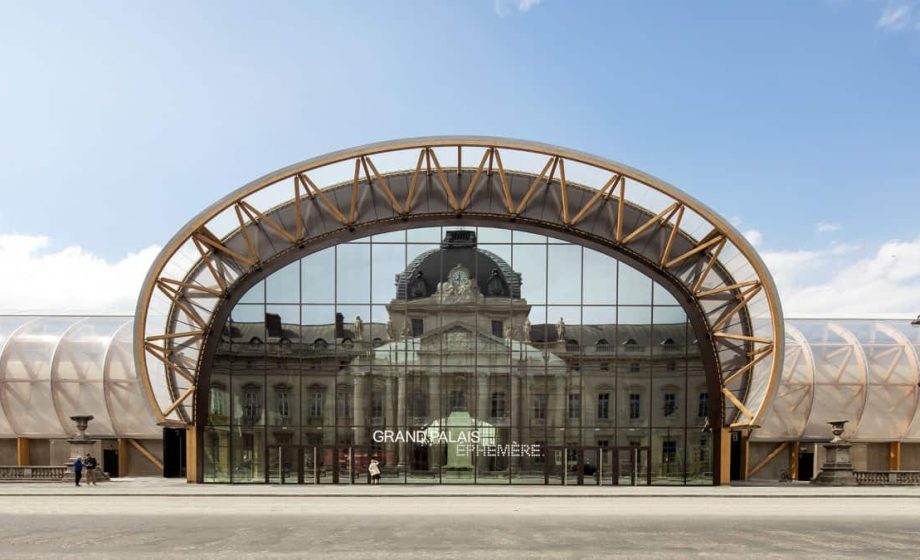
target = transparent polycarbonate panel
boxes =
[106,321,161,437]
[753,323,815,441]
[795,321,868,441]
[850,321,918,440]
[488,147,554,178]
[52,318,122,435]
[242,177,298,218]
[1,317,77,436]
[556,158,611,194]
[0,316,34,436]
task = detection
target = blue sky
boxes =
[0,1,918,315]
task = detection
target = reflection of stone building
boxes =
[205,230,710,483]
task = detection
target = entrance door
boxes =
[267,444,299,484]
[103,448,119,478]
[543,446,613,485]
[798,445,815,481]
[582,447,602,485]
[544,446,566,484]
[615,446,651,485]
[162,427,186,478]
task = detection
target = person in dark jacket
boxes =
[84,453,98,486]
[73,456,83,487]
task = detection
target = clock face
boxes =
[450,267,470,284]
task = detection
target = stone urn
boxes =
[62,414,109,483]
[811,420,857,486]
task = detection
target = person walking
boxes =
[368,458,381,485]
[84,453,98,486]
[73,456,83,487]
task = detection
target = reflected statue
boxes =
[354,316,364,341]
[409,270,429,298]
[522,318,531,343]
[556,317,566,340]
[503,323,514,340]
[486,268,507,296]
[403,318,413,339]
[386,320,396,341]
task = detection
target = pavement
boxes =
[2,479,920,558]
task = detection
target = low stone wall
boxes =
[855,471,920,485]
[0,465,68,481]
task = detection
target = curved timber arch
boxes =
[134,137,785,444]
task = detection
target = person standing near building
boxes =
[84,453,98,486]
[73,456,83,487]
[368,458,381,485]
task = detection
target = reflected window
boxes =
[309,388,325,419]
[491,320,503,338]
[596,339,609,353]
[663,393,677,417]
[666,361,677,371]
[629,362,640,373]
[697,393,708,419]
[336,386,352,418]
[242,384,261,424]
[698,437,709,462]
[490,391,506,418]
[629,393,641,420]
[313,338,328,350]
[411,318,424,337]
[533,441,545,464]
[533,394,547,420]
[275,383,291,423]
[449,390,466,412]
[409,389,427,418]
[567,393,581,419]
[662,439,677,471]
[597,392,610,420]
[209,383,226,418]
[371,391,384,419]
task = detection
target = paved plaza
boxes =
[2,480,920,559]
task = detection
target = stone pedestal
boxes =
[62,415,110,483]
[812,420,857,486]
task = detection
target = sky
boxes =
[0,0,918,317]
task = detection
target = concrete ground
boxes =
[2,480,919,559]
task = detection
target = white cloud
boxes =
[494,0,542,16]
[877,3,913,30]
[743,229,763,247]
[763,234,920,317]
[2,229,918,320]
[0,234,160,314]
[816,221,842,233]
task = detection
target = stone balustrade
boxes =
[0,465,69,481]
[854,471,920,485]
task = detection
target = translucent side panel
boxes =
[752,324,814,441]
[0,317,76,437]
[52,318,122,436]
[849,321,918,441]
[0,316,34,436]
[0,316,161,438]
[756,319,920,443]
[106,321,161,437]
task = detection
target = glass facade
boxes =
[202,227,713,484]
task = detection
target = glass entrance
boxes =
[615,446,651,485]
[267,444,298,483]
